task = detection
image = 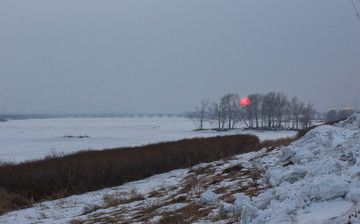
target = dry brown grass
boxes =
[0,188,33,215]
[81,204,102,215]
[148,188,166,198]
[259,136,297,152]
[68,220,85,224]
[222,164,244,174]
[70,151,272,223]
[102,188,144,209]
[282,160,294,167]
[158,202,213,224]
[188,164,215,176]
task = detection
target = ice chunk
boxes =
[280,146,295,162]
[218,194,257,221]
[200,191,218,205]
[265,165,286,186]
[291,148,315,164]
[347,177,360,204]
[281,166,308,184]
[219,201,234,217]
[239,203,258,224]
[302,176,349,202]
[233,194,251,214]
[306,160,343,177]
[253,189,278,210]
[265,165,307,186]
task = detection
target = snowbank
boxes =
[221,111,360,223]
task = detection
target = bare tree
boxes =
[351,0,360,21]
[243,102,254,128]
[220,99,228,130]
[262,92,277,128]
[252,94,262,128]
[210,101,227,130]
[289,97,303,129]
[189,99,209,130]
[338,109,355,120]
[220,93,240,129]
[230,94,242,129]
[220,94,231,129]
[260,95,267,128]
[326,109,338,122]
[244,93,261,128]
[274,92,289,128]
[300,102,316,128]
[210,102,221,130]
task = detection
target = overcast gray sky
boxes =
[1,0,359,114]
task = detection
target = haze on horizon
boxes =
[1,0,359,114]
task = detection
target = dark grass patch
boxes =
[260,136,297,152]
[282,160,294,167]
[222,164,244,174]
[0,188,33,215]
[63,135,89,138]
[188,165,215,176]
[158,202,212,224]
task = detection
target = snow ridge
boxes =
[224,111,360,223]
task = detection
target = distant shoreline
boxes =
[0,113,188,121]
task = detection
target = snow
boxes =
[225,111,360,223]
[156,203,187,213]
[0,168,189,224]
[0,117,296,163]
[200,191,219,205]
[2,112,360,223]
[297,199,352,224]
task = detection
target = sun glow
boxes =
[241,98,251,106]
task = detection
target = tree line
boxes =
[326,108,356,122]
[189,92,316,131]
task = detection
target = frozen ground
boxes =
[1,112,360,223]
[0,117,296,163]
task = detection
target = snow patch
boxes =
[296,199,353,224]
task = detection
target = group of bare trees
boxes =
[211,93,242,130]
[189,93,242,130]
[244,92,316,129]
[190,92,316,131]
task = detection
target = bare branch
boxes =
[351,0,360,21]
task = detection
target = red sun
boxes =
[241,98,251,106]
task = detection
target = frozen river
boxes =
[0,117,297,163]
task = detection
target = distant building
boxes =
[328,106,360,111]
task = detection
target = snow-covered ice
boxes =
[0,117,296,162]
